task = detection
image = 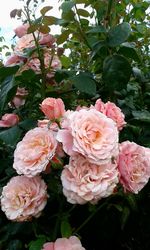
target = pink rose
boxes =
[14,34,35,53]
[118,141,150,193]
[15,33,56,53]
[10,87,28,108]
[24,50,61,74]
[0,113,19,128]
[57,109,119,164]
[5,54,26,66]
[14,23,29,38]
[39,33,56,47]
[1,176,47,221]
[94,99,106,113]
[95,99,126,131]
[13,127,57,177]
[42,236,85,250]
[40,97,65,121]
[61,154,119,204]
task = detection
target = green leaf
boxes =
[71,72,96,95]
[132,110,150,123]
[121,206,130,230]
[103,55,132,90]
[60,55,71,68]
[18,119,37,131]
[62,10,75,21]
[61,218,72,238]
[76,9,89,17]
[7,240,22,250]
[87,25,106,33]
[118,46,141,62]
[57,30,71,44]
[40,6,53,16]
[27,24,39,33]
[29,236,46,250]
[0,66,19,81]
[0,76,17,113]
[75,0,88,3]
[61,1,75,13]
[39,25,50,34]
[0,126,22,147]
[43,16,58,26]
[108,22,131,47]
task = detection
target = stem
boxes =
[52,215,60,241]
[25,6,47,98]
[105,0,114,28]
[74,4,92,50]
[73,200,108,234]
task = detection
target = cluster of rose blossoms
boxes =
[1,97,150,219]
[1,96,150,249]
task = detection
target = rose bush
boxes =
[0,0,149,249]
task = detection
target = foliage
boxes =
[0,0,149,249]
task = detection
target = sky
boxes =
[0,0,61,57]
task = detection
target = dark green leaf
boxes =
[108,22,131,47]
[71,72,96,95]
[0,66,19,81]
[7,240,22,250]
[87,25,106,33]
[132,111,150,123]
[121,206,130,230]
[103,55,132,90]
[18,119,37,131]
[0,126,22,147]
[61,1,75,13]
[0,76,17,113]
[118,46,140,62]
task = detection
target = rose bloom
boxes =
[57,109,119,165]
[14,33,55,53]
[118,141,150,193]
[39,33,56,47]
[24,50,61,74]
[95,99,126,131]
[42,236,85,250]
[61,154,119,204]
[40,97,65,121]
[5,54,26,66]
[10,87,28,108]
[14,23,29,38]
[1,176,48,222]
[0,113,19,128]
[14,33,35,53]
[13,127,57,177]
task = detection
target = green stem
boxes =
[25,6,47,98]
[105,0,114,28]
[74,4,92,50]
[52,215,60,241]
